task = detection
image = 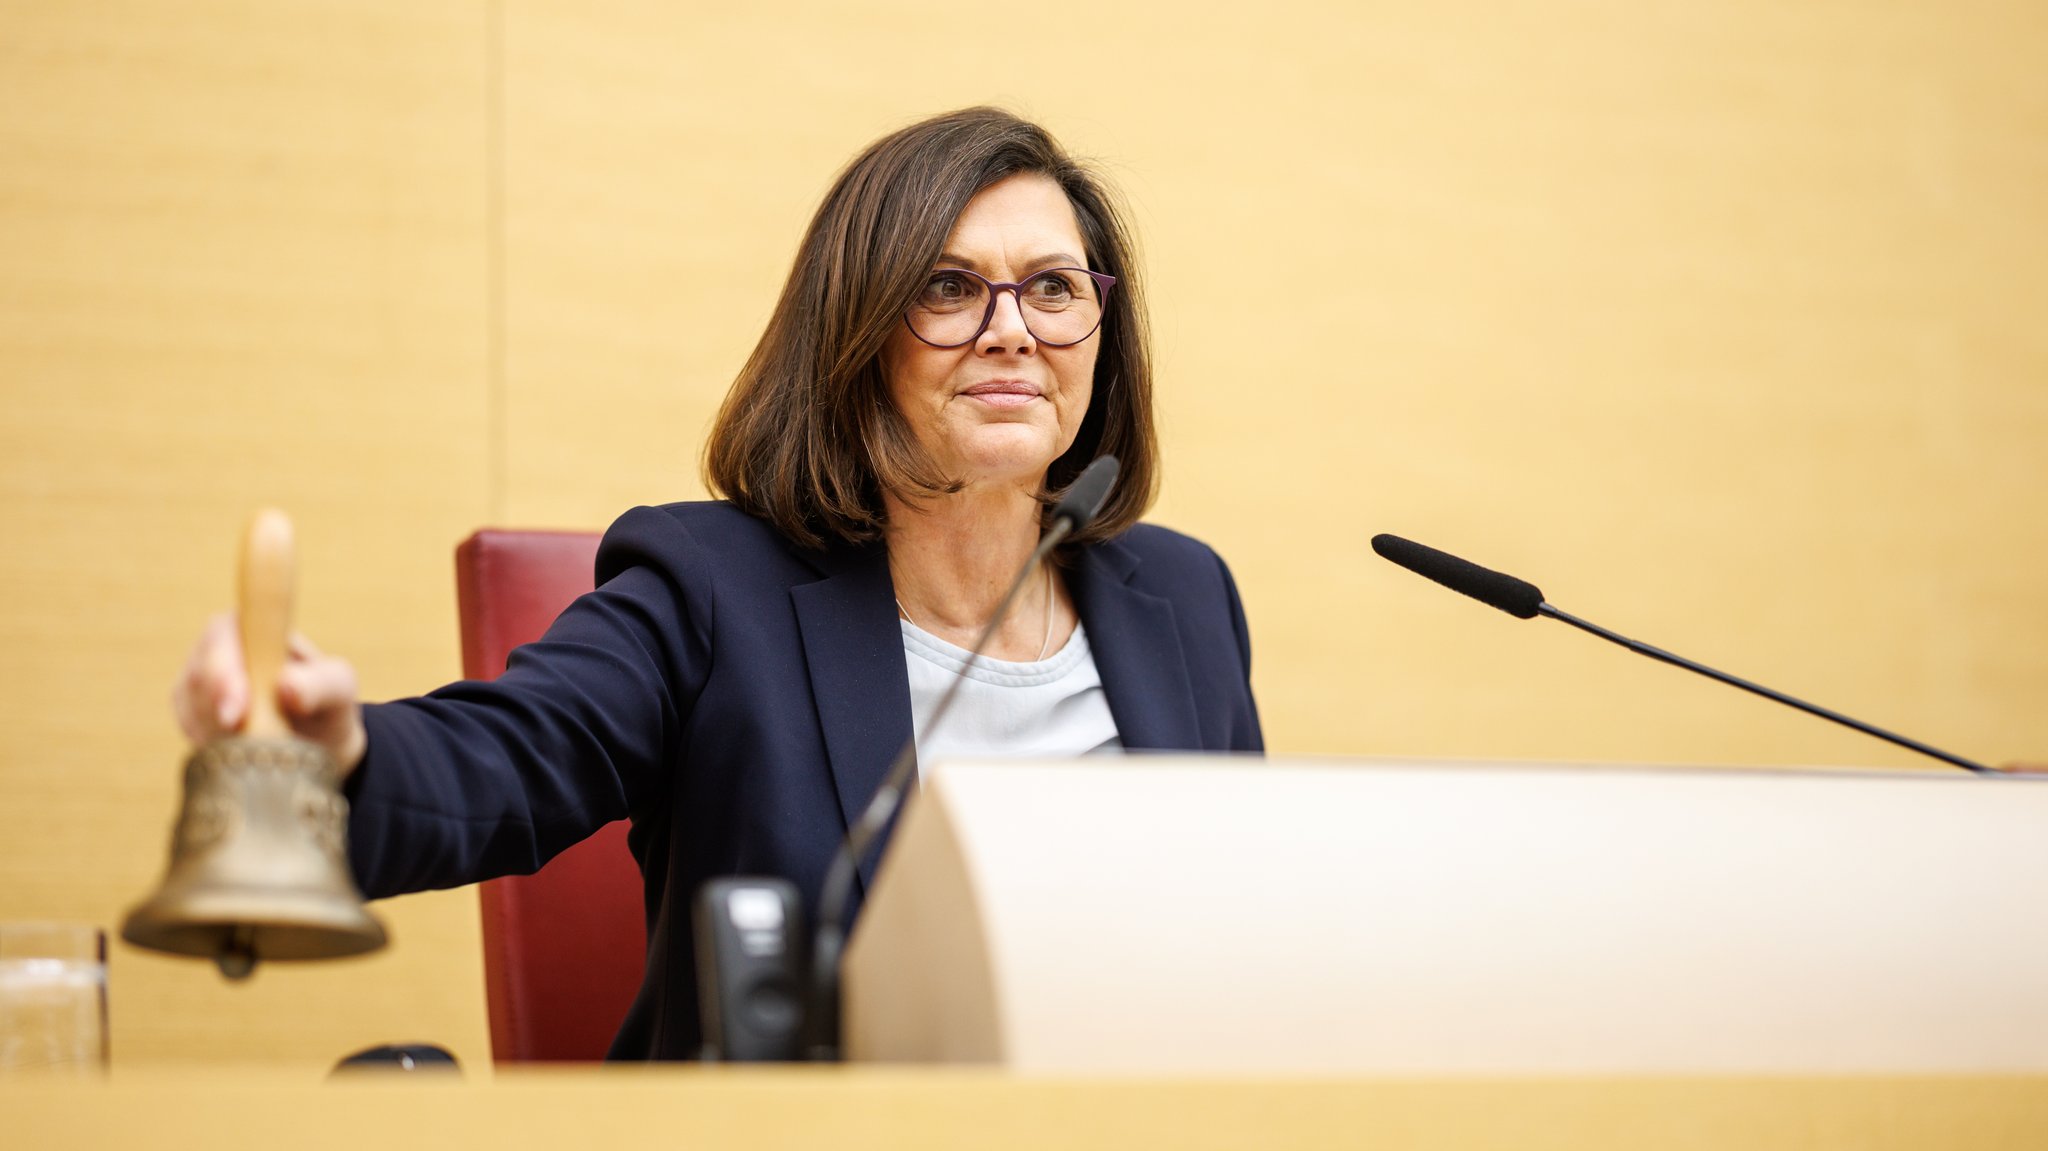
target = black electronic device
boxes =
[693,877,805,1062]
[329,1042,461,1077]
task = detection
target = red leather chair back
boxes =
[456,528,646,1063]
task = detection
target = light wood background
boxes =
[1,0,2042,1067]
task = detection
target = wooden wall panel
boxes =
[0,1,493,1066]
[497,1,2046,769]
[3,0,2042,1072]
[494,5,1138,528]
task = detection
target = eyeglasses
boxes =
[903,267,1118,349]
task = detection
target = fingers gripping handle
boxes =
[237,508,296,741]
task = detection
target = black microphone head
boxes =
[1051,456,1120,534]
[1372,534,1545,619]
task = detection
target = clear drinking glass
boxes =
[0,923,108,1076]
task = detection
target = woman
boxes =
[173,107,1262,1059]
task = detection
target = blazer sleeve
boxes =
[345,506,706,899]
[1216,548,1263,753]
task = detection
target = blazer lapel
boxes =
[789,542,911,888]
[1069,538,1202,750]
[789,532,1204,891]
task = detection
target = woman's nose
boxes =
[977,288,1036,354]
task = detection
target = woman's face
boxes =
[880,173,1100,497]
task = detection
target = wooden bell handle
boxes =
[237,508,296,740]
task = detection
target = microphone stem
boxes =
[804,517,1076,1060]
[1535,603,1996,776]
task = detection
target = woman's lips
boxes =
[960,381,1041,409]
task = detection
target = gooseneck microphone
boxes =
[801,456,1123,1060]
[1371,534,1544,619]
[1370,533,1999,776]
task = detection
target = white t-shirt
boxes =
[899,617,1122,776]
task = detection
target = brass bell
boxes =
[123,509,386,979]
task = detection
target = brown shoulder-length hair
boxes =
[703,107,1157,550]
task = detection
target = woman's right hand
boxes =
[171,613,369,775]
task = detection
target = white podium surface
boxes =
[842,759,2048,1073]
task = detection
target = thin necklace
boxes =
[897,563,1056,662]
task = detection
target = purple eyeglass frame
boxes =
[904,267,1119,349]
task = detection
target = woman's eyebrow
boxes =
[1022,252,1086,273]
[933,251,1087,275]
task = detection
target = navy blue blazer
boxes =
[346,501,1262,1059]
